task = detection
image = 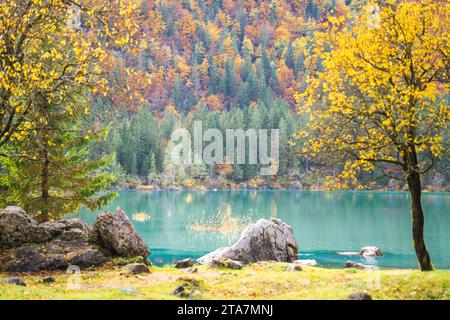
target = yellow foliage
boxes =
[295,0,449,185]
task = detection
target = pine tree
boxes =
[285,43,297,76]
[0,97,116,222]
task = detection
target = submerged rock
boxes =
[3,277,26,286]
[93,208,150,258]
[198,218,298,266]
[359,246,383,257]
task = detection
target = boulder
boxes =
[66,246,108,268]
[0,206,38,247]
[174,258,195,269]
[93,208,150,257]
[359,246,383,257]
[35,221,66,242]
[198,218,297,266]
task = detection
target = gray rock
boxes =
[93,208,150,257]
[35,221,66,242]
[58,228,90,243]
[174,258,195,268]
[123,263,150,274]
[0,206,38,247]
[197,218,298,266]
[286,263,303,271]
[210,258,244,270]
[173,284,189,298]
[3,277,26,286]
[359,246,383,257]
[344,261,377,270]
[0,242,107,272]
[66,247,107,268]
[347,291,372,300]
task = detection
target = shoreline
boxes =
[1,262,449,300]
[129,185,450,193]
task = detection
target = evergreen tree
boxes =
[0,96,116,222]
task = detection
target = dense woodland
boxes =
[83,0,448,191]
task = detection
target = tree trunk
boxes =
[406,170,433,271]
[36,134,50,223]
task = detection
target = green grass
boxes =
[1,262,449,300]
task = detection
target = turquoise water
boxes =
[75,190,450,269]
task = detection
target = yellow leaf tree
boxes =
[0,0,137,152]
[296,0,449,271]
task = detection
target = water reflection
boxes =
[75,190,450,268]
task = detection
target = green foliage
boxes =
[0,94,116,221]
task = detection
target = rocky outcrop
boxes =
[93,208,150,258]
[0,206,149,272]
[198,218,298,266]
[0,240,108,272]
[359,246,383,257]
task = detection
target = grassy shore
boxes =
[1,262,449,300]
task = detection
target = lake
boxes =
[75,190,450,269]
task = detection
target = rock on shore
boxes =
[197,218,298,266]
[0,206,149,272]
[93,208,150,257]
